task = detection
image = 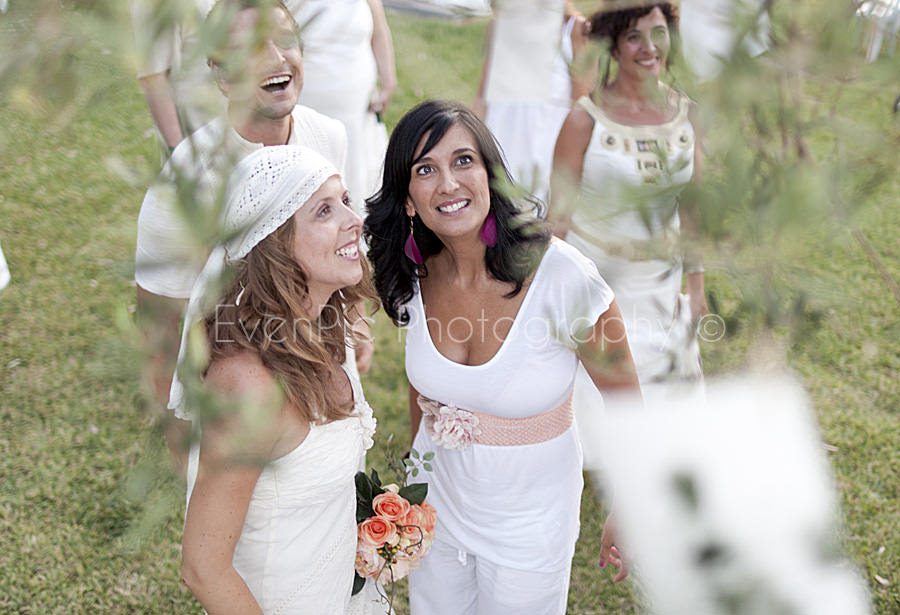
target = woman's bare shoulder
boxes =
[203,351,289,454]
[565,103,596,130]
[206,351,277,399]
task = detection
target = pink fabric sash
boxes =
[416,392,574,449]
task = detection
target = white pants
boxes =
[409,538,572,615]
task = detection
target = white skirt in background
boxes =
[485,101,570,204]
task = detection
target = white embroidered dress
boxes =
[566,93,700,391]
[185,365,382,614]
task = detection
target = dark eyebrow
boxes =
[413,147,477,166]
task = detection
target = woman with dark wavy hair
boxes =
[552,1,706,411]
[365,100,640,613]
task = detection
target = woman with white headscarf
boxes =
[173,146,381,613]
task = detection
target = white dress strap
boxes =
[340,361,365,407]
[575,95,602,124]
[560,15,577,64]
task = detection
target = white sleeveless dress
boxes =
[185,365,383,614]
[289,0,388,213]
[484,1,571,203]
[566,94,702,445]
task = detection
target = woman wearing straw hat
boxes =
[174,145,381,614]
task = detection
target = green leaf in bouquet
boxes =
[355,472,376,522]
[351,572,366,596]
[399,483,428,506]
[370,468,381,487]
[355,471,373,503]
[356,494,375,523]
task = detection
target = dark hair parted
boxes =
[589,3,678,85]
[364,100,551,326]
[207,217,376,424]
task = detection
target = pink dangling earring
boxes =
[404,216,424,265]
[480,211,498,248]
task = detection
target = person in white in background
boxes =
[679,0,770,82]
[130,0,223,154]
[134,0,373,476]
[287,0,397,220]
[0,242,10,292]
[552,2,706,465]
[856,0,900,63]
[474,0,591,204]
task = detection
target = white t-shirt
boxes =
[134,105,347,299]
[404,240,614,571]
[130,0,222,133]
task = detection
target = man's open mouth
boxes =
[260,74,291,93]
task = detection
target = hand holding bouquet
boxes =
[352,469,436,595]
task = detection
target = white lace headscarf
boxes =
[168,145,339,420]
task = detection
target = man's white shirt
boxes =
[135,105,348,299]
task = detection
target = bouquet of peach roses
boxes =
[352,468,436,597]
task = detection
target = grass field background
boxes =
[0,1,897,613]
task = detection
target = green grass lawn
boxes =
[0,2,897,613]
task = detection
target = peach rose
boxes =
[358,516,398,548]
[399,506,426,541]
[373,491,411,522]
[417,502,437,534]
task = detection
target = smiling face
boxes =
[292,176,364,306]
[217,6,303,120]
[613,7,671,82]
[405,123,492,244]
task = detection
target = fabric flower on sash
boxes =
[417,396,482,450]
